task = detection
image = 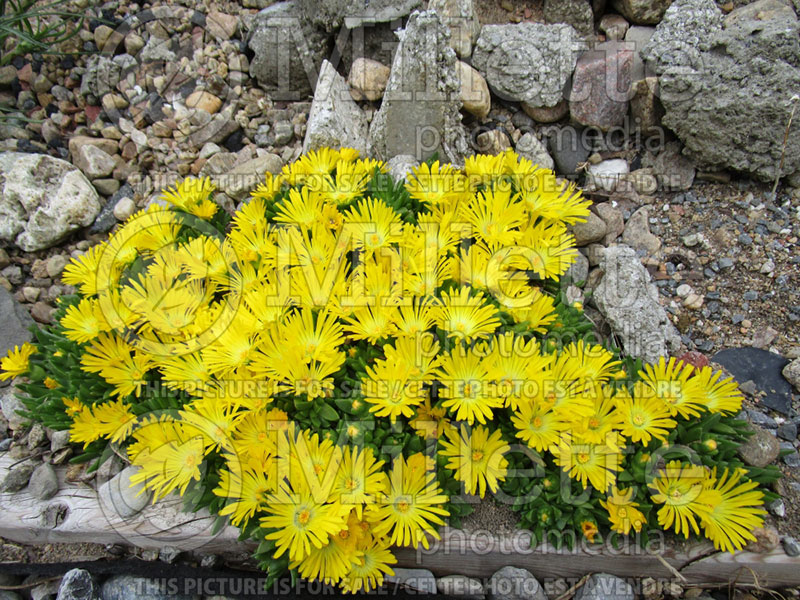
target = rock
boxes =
[30,580,59,600]
[623,207,661,255]
[368,11,469,163]
[68,136,118,158]
[297,0,420,30]
[80,55,120,98]
[347,58,391,102]
[569,41,633,131]
[93,179,120,196]
[476,129,511,155]
[386,155,419,182]
[516,133,554,170]
[782,536,800,557]
[56,569,95,600]
[72,144,116,180]
[457,61,491,119]
[159,547,181,563]
[548,125,591,174]
[521,99,569,123]
[570,212,607,246]
[124,33,145,56]
[767,498,786,518]
[0,152,102,252]
[630,77,663,138]
[429,0,481,58]
[544,0,594,38]
[28,463,58,500]
[643,0,800,181]
[472,23,584,107]
[50,430,70,452]
[437,575,485,599]
[594,202,624,244]
[206,11,238,40]
[100,576,199,600]
[586,159,629,193]
[0,65,17,87]
[644,142,695,191]
[594,245,680,363]
[565,252,590,284]
[738,427,781,467]
[218,154,283,201]
[683,292,703,310]
[186,110,240,148]
[0,287,34,379]
[98,466,151,519]
[248,1,329,100]
[713,348,793,415]
[752,326,779,349]
[575,574,635,600]
[113,197,136,222]
[624,25,656,81]
[746,526,780,553]
[599,14,630,40]
[89,183,134,234]
[0,461,34,492]
[488,567,546,600]
[304,60,369,154]
[385,569,436,595]
[272,121,294,145]
[783,358,800,392]
[612,0,671,24]
[185,91,222,115]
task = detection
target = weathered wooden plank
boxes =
[679,550,800,587]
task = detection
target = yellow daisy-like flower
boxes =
[60,297,111,343]
[434,287,501,342]
[618,384,677,444]
[0,342,35,381]
[410,398,453,440]
[440,424,510,498]
[339,539,396,594]
[649,460,706,538]
[692,366,744,415]
[580,519,599,543]
[551,434,622,493]
[638,357,705,419]
[600,486,646,536]
[510,399,564,453]
[436,343,504,425]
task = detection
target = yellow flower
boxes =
[580,520,599,543]
[511,399,564,453]
[649,460,706,538]
[434,287,501,342]
[410,398,452,440]
[551,434,622,493]
[462,186,526,247]
[161,176,218,219]
[600,486,646,536]
[618,384,677,444]
[215,463,276,527]
[60,297,111,343]
[638,357,705,419]
[440,424,509,498]
[436,343,504,425]
[692,366,743,415]
[405,161,464,205]
[340,539,396,594]
[0,343,35,380]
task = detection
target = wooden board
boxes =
[1,456,798,585]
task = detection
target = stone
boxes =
[304,60,369,154]
[185,91,222,115]
[712,347,793,414]
[113,197,136,222]
[594,202,624,244]
[643,0,800,181]
[98,465,151,519]
[437,575,485,599]
[783,358,800,392]
[565,252,590,284]
[457,61,491,120]
[100,576,199,600]
[782,536,800,557]
[624,25,656,81]
[521,99,569,123]
[429,0,481,58]
[273,121,294,145]
[124,33,145,56]
[45,255,67,279]
[476,129,511,155]
[28,463,58,500]
[516,133,554,170]
[68,136,118,158]
[0,461,34,492]
[746,526,780,553]
[72,144,116,180]
[368,11,469,163]
[644,142,695,191]
[1,387,26,430]
[570,212,607,246]
[472,23,584,107]
[0,287,34,379]
[0,152,102,252]
[31,302,55,324]
[89,183,134,234]
[488,567,546,600]
[599,14,630,40]
[630,77,663,138]
[574,574,635,600]
[80,55,120,98]
[594,245,680,363]
[738,427,781,467]
[385,569,436,595]
[547,125,591,174]
[386,155,419,182]
[347,58,391,102]
[50,430,71,452]
[544,0,594,38]
[623,207,661,255]
[248,1,330,100]
[218,154,283,201]
[56,569,95,600]
[586,159,629,193]
[206,11,238,40]
[569,41,634,131]
[767,498,786,518]
[612,0,671,24]
[297,0,420,30]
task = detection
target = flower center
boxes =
[577,452,590,464]
[633,414,645,425]
[472,450,484,462]
[297,509,311,525]
[397,500,410,513]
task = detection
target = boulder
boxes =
[304,60,369,154]
[516,133,554,170]
[386,155,419,182]
[368,11,469,163]
[72,144,116,180]
[738,426,781,468]
[429,0,481,58]
[569,41,634,131]
[612,0,671,24]
[586,158,629,193]
[599,14,630,40]
[457,61,491,119]
[544,0,595,38]
[0,287,34,383]
[0,152,102,252]
[56,569,95,600]
[643,141,695,191]
[547,125,592,174]
[247,1,330,100]
[28,463,58,500]
[622,206,662,255]
[217,154,283,201]
[347,57,391,102]
[488,567,547,600]
[296,0,420,29]
[642,0,800,180]
[574,574,635,600]
[594,245,681,364]
[472,23,584,107]
[570,212,607,246]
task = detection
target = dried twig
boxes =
[554,573,592,600]
[771,94,800,198]
[655,553,687,583]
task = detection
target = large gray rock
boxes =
[368,11,469,163]
[574,574,635,600]
[738,426,781,467]
[28,463,58,500]
[0,152,102,252]
[0,287,34,385]
[429,0,481,58]
[56,569,95,600]
[218,154,283,201]
[101,576,199,600]
[594,245,680,364]
[247,1,330,100]
[488,567,546,600]
[516,133,554,170]
[612,0,672,25]
[642,0,800,180]
[304,60,369,154]
[297,0,420,29]
[544,0,595,38]
[784,358,800,392]
[472,23,584,107]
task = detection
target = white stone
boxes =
[586,158,629,193]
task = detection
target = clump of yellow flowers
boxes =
[2,148,777,591]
